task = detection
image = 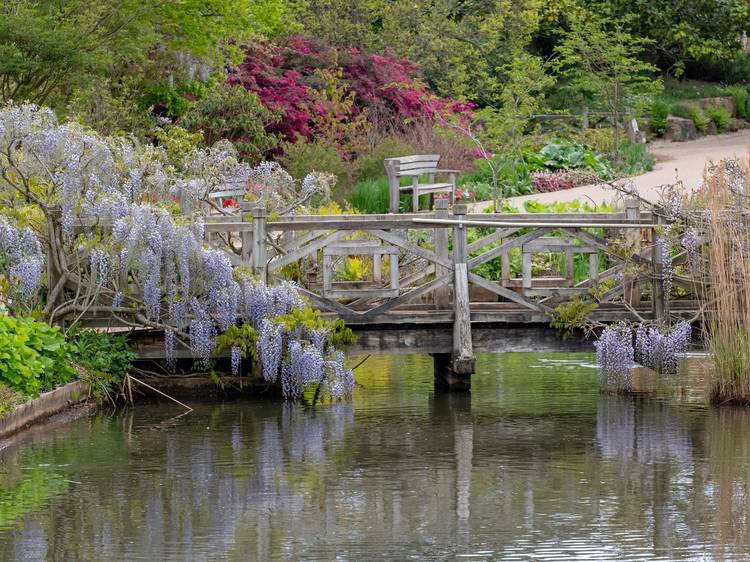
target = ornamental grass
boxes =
[697,158,750,404]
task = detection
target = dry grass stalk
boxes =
[697,157,750,403]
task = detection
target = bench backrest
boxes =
[384,154,441,178]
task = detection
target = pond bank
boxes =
[0,381,93,441]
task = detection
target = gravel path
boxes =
[472,130,750,211]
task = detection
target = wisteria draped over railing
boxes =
[0,104,351,399]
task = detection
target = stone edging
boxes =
[0,380,90,439]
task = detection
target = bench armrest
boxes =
[434,169,461,174]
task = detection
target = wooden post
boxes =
[624,197,641,305]
[652,211,666,322]
[435,204,474,392]
[434,199,451,308]
[252,206,268,283]
[385,159,400,214]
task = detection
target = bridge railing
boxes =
[203,198,679,326]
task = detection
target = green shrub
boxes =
[354,136,415,181]
[180,83,280,164]
[610,142,656,175]
[649,100,670,137]
[70,330,136,380]
[704,106,732,132]
[279,140,351,201]
[724,85,750,119]
[350,177,391,213]
[459,157,534,198]
[690,107,711,132]
[670,103,693,119]
[0,315,75,396]
[525,141,613,179]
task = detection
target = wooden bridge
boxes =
[196,198,698,390]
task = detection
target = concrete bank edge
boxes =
[0,380,90,439]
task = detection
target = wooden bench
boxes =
[384,155,459,213]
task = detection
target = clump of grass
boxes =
[349,177,390,213]
[697,160,750,403]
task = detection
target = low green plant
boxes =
[724,85,750,119]
[670,103,693,120]
[350,177,390,213]
[690,107,711,132]
[525,141,613,179]
[216,323,259,360]
[276,307,356,349]
[704,106,731,132]
[611,142,656,175]
[550,297,598,336]
[649,100,670,137]
[0,315,75,396]
[69,330,136,380]
[458,156,534,199]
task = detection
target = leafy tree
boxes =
[0,0,295,120]
[580,0,750,75]
[295,0,543,104]
[554,13,662,154]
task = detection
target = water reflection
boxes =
[1,353,750,560]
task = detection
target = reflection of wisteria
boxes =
[596,395,692,462]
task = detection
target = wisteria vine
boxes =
[0,103,352,400]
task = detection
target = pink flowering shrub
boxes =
[530,170,600,193]
[229,36,472,147]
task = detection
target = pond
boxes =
[1,352,749,561]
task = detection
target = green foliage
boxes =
[0,315,75,396]
[276,307,356,349]
[724,85,750,119]
[690,107,711,132]
[180,83,280,163]
[216,323,258,360]
[611,142,656,175]
[649,100,670,137]
[550,297,598,335]
[670,103,693,120]
[0,0,296,124]
[704,106,731,132]
[296,0,542,104]
[278,140,350,200]
[477,51,555,154]
[525,141,613,178]
[355,136,414,182]
[522,199,614,213]
[581,0,750,74]
[459,157,534,198]
[554,12,662,153]
[69,330,136,380]
[350,178,391,214]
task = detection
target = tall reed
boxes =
[697,158,750,403]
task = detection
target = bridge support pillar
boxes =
[433,204,476,391]
[432,353,474,392]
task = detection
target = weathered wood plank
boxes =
[468,227,552,269]
[359,273,453,320]
[370,229,453,270]
[467,273,552,313]
[268,230,347,273]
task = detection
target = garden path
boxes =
[472,130,750,211]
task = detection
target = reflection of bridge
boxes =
[191,197,699,390]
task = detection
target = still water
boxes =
[0,352,749,561]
